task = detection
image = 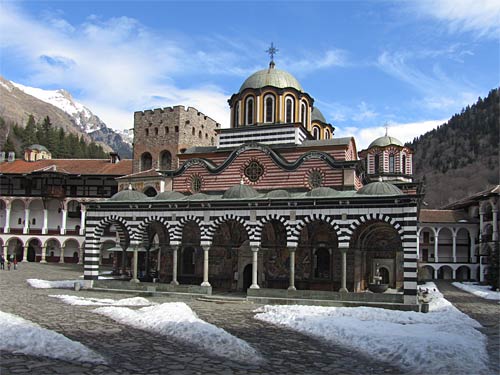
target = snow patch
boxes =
[452,282,500,300]
[49,295,154,306]
[255,282,489,374]
[0,310,106,364]
[94,302,262,363]
[27,278,85,289]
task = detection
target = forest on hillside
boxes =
[408,88,499,208]
[1,115,108,159]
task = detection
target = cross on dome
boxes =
[266,42,278,64]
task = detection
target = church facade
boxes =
[83,59,421,306]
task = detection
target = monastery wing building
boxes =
[83,59,422,307]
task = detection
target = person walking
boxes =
[13,257,17,270]
[7,259,11,271]
[0,255,4,270]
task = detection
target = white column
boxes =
[339,247,348,292]
[59,246,65,264]
[171,246,179,285]
[2,245,7,260]
[61,209,67,235]
[131,247,139,283]
[288,247,296,291]
[3,206,11,233]
[78,246,84,265]
[42,209,48,234]
[250,247,259,289]
[23,208,30,234]
[452,268,456,279]
[479,211,484,240]
[238,99,243,125]
[22,245,28,262]
[434,268,438,279]
[201,246,211,287]
[40,246,47,263]
[434,228,439,263]
[452,232,457,263]
[79,206,86,236]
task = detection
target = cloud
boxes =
[282,49,347,74]
[335,119,446,150]
[414,0,500,38]
[352,101,378,122]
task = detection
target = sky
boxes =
[0,0,499,149]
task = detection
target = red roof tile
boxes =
[419,209,471,223]
[0,159,132,175]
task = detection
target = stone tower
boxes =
[132,106,220,173]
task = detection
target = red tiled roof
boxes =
[0,159,132,175]
[419,209,471,223]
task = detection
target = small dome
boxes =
[305,187,340,197]
[109,189,148,201]
[311,107,327,123]
[154,191,185,200]
[223,184,260,199]
[27,144,49,152]
[357,182,403,196]
[186,193,212,201]
[266,189,291,198]
[239,66,303,93]
[368,135,403,149]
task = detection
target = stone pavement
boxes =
[0,263,403,375]
[435,281,500,375]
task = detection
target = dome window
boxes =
[312,126,320,140]
[389,154,395,173]
[245,96,255,125]
[301,101,308,127]
[264,94,275,123]
[190,175,203,193]
[325,129,330,140]
[285,96,295,123]
[244,160,264,182]
[374,154,381,173]
[234,102,240,127]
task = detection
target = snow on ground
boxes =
[27,279,84,289]
[255,282,489,374]
[0,311,106,364]
[452,282,500,301]
[49,295,154,306]
[94,302,262,363]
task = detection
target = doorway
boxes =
[243,264,252,291]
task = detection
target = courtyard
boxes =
[0,263,498,375]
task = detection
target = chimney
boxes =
[109,152,120,164]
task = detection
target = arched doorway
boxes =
[141,220,170,282]
[243,264,253,291]
[261,219,288,289]
[379,267,390,284]
[178,220,202,285]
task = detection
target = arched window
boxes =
[160,150,172,170]
[374,154,380,173]
[285,96,294,123]
[245,96,254,125]
[145,128,149,136]
[182,247,195,275]
[198,130,202,138]
[312,126,320,140]
[140,152,152,171]
[301,101,307,127]
[402,154,407,174]
[264,94,275,123]
[324,129,330,139]
[234,102,240,127]
[192,128,195,136]
[389,154,395,173]
[154,127,158,136]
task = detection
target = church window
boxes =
[234,102,240,127]
[308,169,324,189]
[244,160,264,182]
[145,128,149,136]
[389,154,395,173]
[190,175,202,193]
[245,96,255,125]
[301,101,308,127]
[154,127,158,136]
[140,152,153,171]
[285,96,294,123]
[160,151,172,170]
[192,128,195,136]
[312,126,320,140]
[374,154,380,173]
[165,127,169,134]
[199,130,202,139]
[264,94,275,123]
[325,129,330,139]
[402,155,407,174]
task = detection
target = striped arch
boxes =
[173,215,204,243]
[254,215,292,244]
[292,214,343,241]
[205,214,252,242]
[134,216,171,244]
[346,213,404,241]
[92,215,133,245]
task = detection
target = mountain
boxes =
[0,77,132,158]
[408,88,499,208]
